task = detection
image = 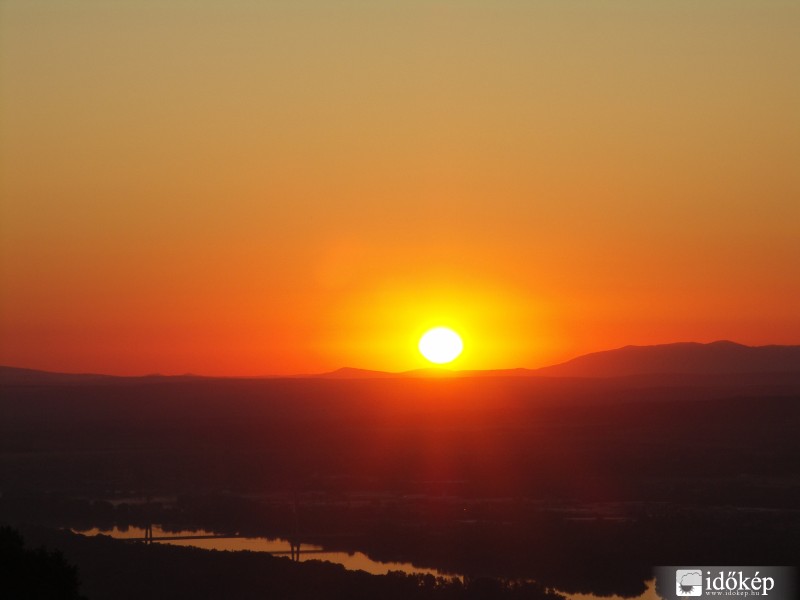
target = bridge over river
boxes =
[128,525,332,560]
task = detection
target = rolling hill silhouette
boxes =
[0,366,115,386]
[534,340,800,378]
[3,341,800,384]
[0,366,204,386]
[316,341,800,379]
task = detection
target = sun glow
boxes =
[418,327,463,365]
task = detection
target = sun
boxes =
[418,327,463,364]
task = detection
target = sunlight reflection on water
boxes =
[73,525,451,578]
[73,526,662,599]
[562,579,661,600]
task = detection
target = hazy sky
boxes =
[1,1,798,375]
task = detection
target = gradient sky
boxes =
[1,1,798,375]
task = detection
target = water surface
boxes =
[73,525,451,578]
[74,526,662,599]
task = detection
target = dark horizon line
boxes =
[2,339,800,381]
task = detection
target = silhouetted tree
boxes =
[0,526,85,600]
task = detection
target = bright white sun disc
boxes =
[418,327,463,364]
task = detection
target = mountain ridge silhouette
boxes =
[534,340,800,378]
[4,341,799,384]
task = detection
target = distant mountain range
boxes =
[0,366,113,385]
[318,341,800,379]
[0,366,203,386]
[314,341,800,379]
[3,341,800,385]
[532,340,800,378]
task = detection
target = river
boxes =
[72,525,662,600]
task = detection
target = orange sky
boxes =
[1,1,798,376]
